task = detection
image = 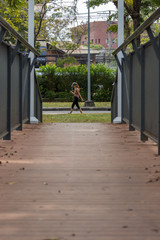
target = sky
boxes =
[76,1,117,25]
[61,0,117,26]
[77,0,116,14]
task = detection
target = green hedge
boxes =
[37,64,116,102]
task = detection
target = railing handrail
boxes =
[0,15,39,56]
[113,7,160,56]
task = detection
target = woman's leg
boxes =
[79,108,83,114]
[75,98,83,114]
[70,98,76,113]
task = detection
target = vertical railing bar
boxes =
[28,58,31,123]
[111,100,113,123]
[3,46,11,140]
[121,60,124,121]
[115,82,117,118]
[36,80,38,120]
[129,53,135,131]
[123,61,130,110]
[17,53,23,130]
[40,99,43,123]
[140,45,148,141]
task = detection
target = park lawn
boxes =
[43,102,111,108]
[43,113,111,123]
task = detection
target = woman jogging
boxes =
[70,82,84,114]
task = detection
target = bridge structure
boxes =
[1,7,160,240]
[0,16,42,141]
[111,7,160,154]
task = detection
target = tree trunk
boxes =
[133,0,141,46]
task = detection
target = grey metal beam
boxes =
[115,54,122,72]
[147,26,159,60]
[132,40,141,64]
[123,63,129,110]
[0,27,6,44]
[11,40,20,65]
[30,57,37,72]
[22,55,29,68]
[122,50,130,69]
[113,7,160,56]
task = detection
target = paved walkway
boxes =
[43,110,110,114]
[0,123,160,240]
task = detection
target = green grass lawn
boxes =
[43,102,111,108]
[43,113,111,123]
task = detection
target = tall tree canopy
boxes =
[0,0,80,53]
[4,0,23,8]
[90,0,159,42]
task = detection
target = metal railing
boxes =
[0,16,42,141]
[111,7,160,154]
[111,73,117,123]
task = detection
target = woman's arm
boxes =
[77,89,84,101]
[70,91,74,95]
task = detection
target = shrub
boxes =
[37,63,116,101]
[93,89,112,102]
[45,90,56,101]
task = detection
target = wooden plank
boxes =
[0,123,160,239]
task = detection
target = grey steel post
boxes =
[113,0,124,123]
[28,0,38,123]
[88,0,91,101]
[3,46,11,140]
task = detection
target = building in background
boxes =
[79,21,117,50]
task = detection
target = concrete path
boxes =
[43,110,110,115]
[0,123,160,240]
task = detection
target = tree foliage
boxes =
[4,0,23,8]
[1,0,79,53]
[90,0,160,43]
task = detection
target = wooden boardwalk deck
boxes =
[0,123,160,240]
